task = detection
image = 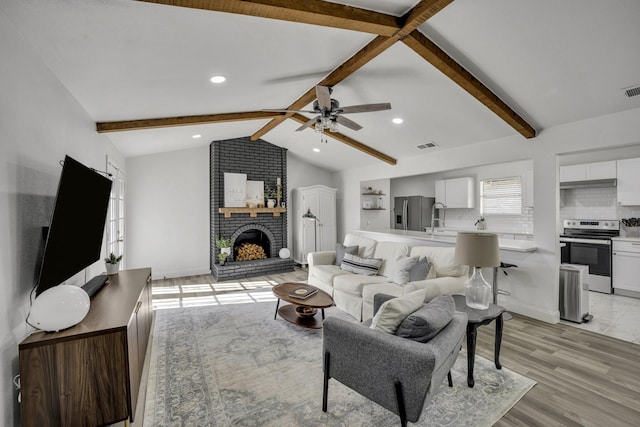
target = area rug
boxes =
[144,300,535,426]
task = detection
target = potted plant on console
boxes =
[216,235,234,263]
[105,252,122,275]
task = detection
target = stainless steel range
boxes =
[560,219,620,293]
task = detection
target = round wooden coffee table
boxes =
[272,283,333,329]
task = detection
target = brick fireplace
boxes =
[210,137,294,281]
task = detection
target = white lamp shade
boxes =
[454,232,500,267]
[29,285,90,332]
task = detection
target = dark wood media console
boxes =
[19,268,153,427]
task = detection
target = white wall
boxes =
[333,108,640,324]
[0,9,124,425]
[124,148,334,278]
[126,147,210,279]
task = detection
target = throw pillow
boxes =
[370,289,428,333]
[408,257,432,282]
[340,253,383,276]
[395,295,455,342]
[334,243,359,266]
[389,256,420,286]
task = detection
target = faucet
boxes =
[430,202,447,235]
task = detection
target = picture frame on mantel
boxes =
[224,173,247,207]
[246,180,265,208]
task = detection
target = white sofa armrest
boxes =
[307,251,336,268]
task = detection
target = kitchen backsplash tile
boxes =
[440,206,534,234]
[560,187,640,225]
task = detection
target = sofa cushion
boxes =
[409,246,466,278]
[395,295,455,342]
[333,273,389,296]
[389,256,419,286]
[335,243,358,266]
[408,257,432,282]
[310,264,350,284]
[373,242,410,277]
[340,253,383,276]
[343,233,377,258]
[370,289,428,333]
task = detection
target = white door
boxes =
[317,189,336,251]
[106,158,125,267]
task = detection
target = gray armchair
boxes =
[322,293,467,426]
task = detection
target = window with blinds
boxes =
[480,176,522,215]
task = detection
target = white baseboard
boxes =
[507,300,560,324]
[151,268,211,280]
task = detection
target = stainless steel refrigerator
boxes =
[393,196,436,231]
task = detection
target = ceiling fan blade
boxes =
[339,103,392,114]
[336,115,363,131]
[295,116,318,131]
[262,109,316,113]
[316,85,332,111]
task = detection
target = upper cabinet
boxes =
[560,160,617,182]
[617,158,640,206]
[435,177,475,208]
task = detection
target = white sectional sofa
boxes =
[307,233,468,321]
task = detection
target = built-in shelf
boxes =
[219,207,286,218]
[362,208,386,211]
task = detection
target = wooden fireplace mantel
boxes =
[219,207,286,218]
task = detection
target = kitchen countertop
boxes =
[612,236,640,243]
[354,229,537,252]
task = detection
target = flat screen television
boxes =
[35,155,113,297]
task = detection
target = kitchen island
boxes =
[353,228,537,252]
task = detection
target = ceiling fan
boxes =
[264,85,391,132]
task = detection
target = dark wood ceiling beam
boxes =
[250,0,454,142]
[136,0,401,36]
[289,113,397,165]
[96,111,281,133]
[402,30,536,138]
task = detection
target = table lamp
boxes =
[454,232,500,309]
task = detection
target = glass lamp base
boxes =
[465,266,492,309]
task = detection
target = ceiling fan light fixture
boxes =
[329,119,338,132]
[210,75,226,84]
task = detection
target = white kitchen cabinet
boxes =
[292,185,337,265]
[560,160,616,182]
[435,177,474,208]
[617,158,640,206]
[612,239,640,294]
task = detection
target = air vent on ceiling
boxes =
[623,84,640,98]
[416,142,439,150]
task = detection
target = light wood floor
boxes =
[151,268,640,426]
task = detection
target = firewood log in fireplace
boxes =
[235,243,267,261]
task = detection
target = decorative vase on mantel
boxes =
[267,199,276,208]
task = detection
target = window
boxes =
[480,176,522,215]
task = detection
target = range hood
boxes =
[560,178,617,190]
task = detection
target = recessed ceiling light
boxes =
[313,148,320,153]
[392,118,403,124]
[192,134,202,139]
[210,75,226,84]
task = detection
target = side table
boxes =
[452,294,506,387]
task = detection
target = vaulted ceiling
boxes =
[3,0,640,171]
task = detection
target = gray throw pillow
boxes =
[389,256,419,286]
[335,243,358,266]
[408,257,432,282]
[395,295,455,342]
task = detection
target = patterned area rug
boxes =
[144,301,535,426]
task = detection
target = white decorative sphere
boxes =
[279,248,291,259]
[29,285,90,332]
